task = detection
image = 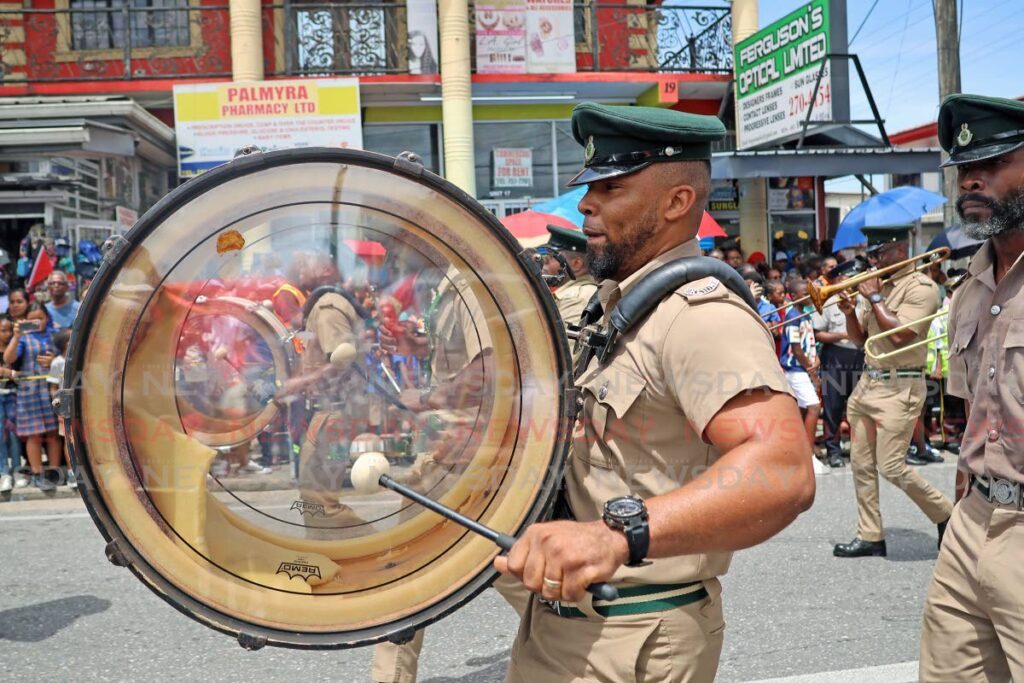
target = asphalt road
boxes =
[0,461,956,682]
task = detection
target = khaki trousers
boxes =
[505,579,724,683]
[919,490,1024,682]
[371,575,530,683]
[846,376,953,541]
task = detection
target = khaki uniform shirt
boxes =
[947,242,1024,485]
[859,265,939,370]
[553,274,599,329]
[566,239,793,585]
[428,267,488,385]
[302,291,366,406]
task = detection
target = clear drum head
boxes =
[65,149,572,648]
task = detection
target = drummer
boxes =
[495,103,815,681]
[543,225,599,329]
[278,251,373,533]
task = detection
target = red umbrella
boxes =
[499,211,577,247]
[699,211,726,238]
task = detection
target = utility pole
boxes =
[934,0,961,227]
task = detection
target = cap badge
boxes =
[957,123,973,147]
[584,136,596,164]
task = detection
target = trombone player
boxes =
[832,225,953,558]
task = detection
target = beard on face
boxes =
[957,187,1024,239]
[585,205,659,280]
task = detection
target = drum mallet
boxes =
[377,473,619,601]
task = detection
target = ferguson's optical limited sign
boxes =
[173,79,362,177]
[734,0,833,150]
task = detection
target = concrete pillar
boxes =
[230,0,264,81]
[731,0,768,257]
[438,0,476,195]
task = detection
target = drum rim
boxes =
[63,147,576,649]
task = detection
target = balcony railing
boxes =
[0,2,731,84]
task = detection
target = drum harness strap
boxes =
[568,256,758,381]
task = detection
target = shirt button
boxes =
[988,429,999,442]
[598,384,608,400]
[991,304,1002,315]
[989,366,996,379]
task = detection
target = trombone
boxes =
[862,270,968,361]
[864,309,947,362]
[765,246,950,332]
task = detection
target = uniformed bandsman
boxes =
[920,94,1024,681]
[543,225,599,327]
[833,226,954,558]
[494,103,816,682]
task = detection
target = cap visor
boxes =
[941,140,1024,167]
[567,161,653,187]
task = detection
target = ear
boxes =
[662,182,698,223]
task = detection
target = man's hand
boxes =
[749,281,764,300]
[836,291,856,315]
[493,520,628,603]
[380,322,428,359]
[857,277,882,299]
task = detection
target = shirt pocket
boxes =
[1003,319,1024,403]
[575,364,647,469]
[948,317,978,399]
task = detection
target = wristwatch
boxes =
[868,292,884,305]
[603,495,650,567]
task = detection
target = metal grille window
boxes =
[293,2,400,75]
[70,0,190,51]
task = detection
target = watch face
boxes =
[607,497,644,518]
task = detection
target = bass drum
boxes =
[63,148,573,649]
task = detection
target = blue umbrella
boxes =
[533,187,586,227]
[928,224,984,259]
[833,186,948,252]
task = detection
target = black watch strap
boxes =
[624,519,650,567]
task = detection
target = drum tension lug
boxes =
[386,626,418,645]
[104,540,131,568]
[101,235,130,266]
[52,389,74,420]
[237,632,268,651]
[393,151,424,177]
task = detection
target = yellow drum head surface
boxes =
[64,149,572,649]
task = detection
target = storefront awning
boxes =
[712,147,943,179]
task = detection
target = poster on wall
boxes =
[768,177,816,211]
[525,0,576,73]
[476,0,527,74]
[493,148,533,188]
[733,0,832,149]
[173,79,362,178]
[407,0,439,74]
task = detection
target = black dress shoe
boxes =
[937,519,949,549]
[833,537,887,558]
[906,445,929,466]
[828,455,845,468]
[944,443,961,455]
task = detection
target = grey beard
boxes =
[959,187,1024,240]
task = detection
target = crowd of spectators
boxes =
[0,236,87,494]
[705,242,965,469]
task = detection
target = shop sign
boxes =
[173,78,362,178]
[708,180,738,212]
[525,0,576,73]
[476,0,528,74]
[734,0,831,149]
[493,148,533,188]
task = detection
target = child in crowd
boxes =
[778,279,823,464]
[3,303,61,491]
[47,329,73,487]
[0,319,22,492]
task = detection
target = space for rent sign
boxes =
[734,0,831,150]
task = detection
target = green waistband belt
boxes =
[543,581,709,619]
